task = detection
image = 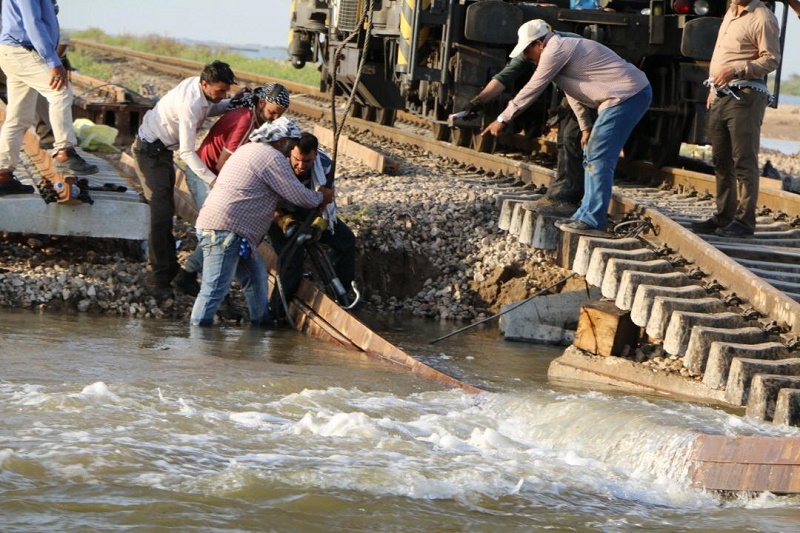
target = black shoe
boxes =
[689,218,719,234]
[715,220,754,238]
[54,148,99,175]
[554,217,576,229]
[171,268,200,296]
[0,177,34,195]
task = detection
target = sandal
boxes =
[0,177,34,196]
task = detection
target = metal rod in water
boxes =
[428,272,579,345]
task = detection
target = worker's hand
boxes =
[319,186,334,207]
[50,65,67,91]
[706,89,715,110]
[712,66,736,89]
[481,121,506,137]
[231,86,251,100]
[277,214,299,239]
[580,129,591,148]
[309,216,329,242]
[461,97,483,119]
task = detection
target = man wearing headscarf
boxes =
[174,83,291,295]
[190,117,333,327]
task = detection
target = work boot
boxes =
[171,268,200,297]
[0,170,34,195]
[524,197,577,216]
[53,147,99,175]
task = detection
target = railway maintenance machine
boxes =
[289,0,789,166]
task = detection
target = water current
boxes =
[2,310,800,531]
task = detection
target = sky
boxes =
[58,0,800,76]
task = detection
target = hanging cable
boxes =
[329,0,376,178]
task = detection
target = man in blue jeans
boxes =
[191,117,333,327]
[483,20,652,232]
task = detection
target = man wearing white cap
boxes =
[483,20,652,232]
[190,117,333,327]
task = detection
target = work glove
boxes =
[308,216,328,243]
[277,214,299,239]
[461,96,483,119]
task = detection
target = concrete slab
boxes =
[683,326,766,376]
[585,247,657,288]
[547,345,727,403]
[726,358,800,406]
[617,271,695,311]
[601,258,672,300]
[531,210,562,251]
[773,389,800,426]
[703,342,790,390]
[663,311,745,358]
[572,237,642,276]
[747,374,800,422]
[0,150,148,240]
[499,287,601,344]
[645,296,726,339]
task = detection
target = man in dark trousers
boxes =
[132,60,238,300]
[690,0,779,237]
[268,132,357,315]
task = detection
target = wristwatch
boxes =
[496,116,506,124]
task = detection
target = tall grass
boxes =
[68,28,321,86]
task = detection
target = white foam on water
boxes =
[6,378,800,513]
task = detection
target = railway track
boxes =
[71,41,800,428]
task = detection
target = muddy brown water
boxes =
[2,310,800,531]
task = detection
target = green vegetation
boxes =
[67,28,321,86]
[779,73,800,97]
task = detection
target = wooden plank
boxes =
[693,434,800,465]
[691,434,800,493]
[312,124,399,174]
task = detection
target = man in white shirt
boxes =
[132,60,237,299]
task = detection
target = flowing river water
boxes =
[2,310,800,531]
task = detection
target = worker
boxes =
[190,117,333,327]
[483,20,652,232]
[173,82,292,296]
[132,60,238,300]
[268,132,358,316]
[0,0,97,197]
[691,0,780,237]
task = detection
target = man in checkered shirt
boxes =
[191,117,333,327]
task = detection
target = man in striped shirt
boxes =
[190,117,333,327]
[483,20,652,232]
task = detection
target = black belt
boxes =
[135,136,170,157]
